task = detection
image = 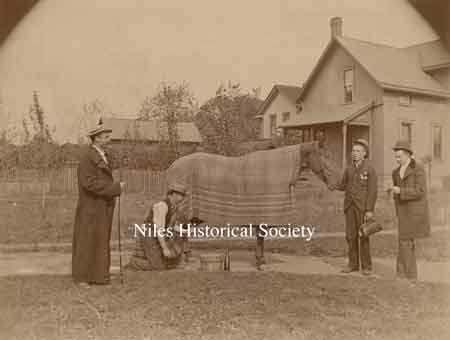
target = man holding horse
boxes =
[336,139,378,276]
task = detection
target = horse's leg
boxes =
[256,226,265,270]
[181,218,201,263]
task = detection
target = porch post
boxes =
[342,122,347,169]
[368,103,374,160]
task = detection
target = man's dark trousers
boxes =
[345,203,371,270]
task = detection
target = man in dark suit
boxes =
[336,139,378,275]
[72,124,125,288]
[390,140,430,282]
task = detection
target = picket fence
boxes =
[0,167,167,194]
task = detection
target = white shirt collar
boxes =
[399,158,411,178]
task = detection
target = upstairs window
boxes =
[400,122,412,145]
[296,101,303,114]
[344,68,354,103]
[432,124,442,160]
[399,95,412,106]
[282,112,290,122]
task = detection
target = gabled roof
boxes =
[257,84,302,115]
[280,101,380,127]
[102,118,202,143]
[298,36,450,101]
[403,39,450,70]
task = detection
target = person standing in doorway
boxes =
[390,140,430,282]
[336,139,378,275]
[72,124,125,287]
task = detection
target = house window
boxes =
[399,95,411,106]
[400,122,412,144]
[282,112,290,122]
[296,101,303,114]
[344,68,354,103]
[432,124,442,160]
[269,114,277,136]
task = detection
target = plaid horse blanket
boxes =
[166,144,303,226]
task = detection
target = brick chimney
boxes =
[330,17,343,38]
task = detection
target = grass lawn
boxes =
[1,272,449,340]
[1,186,449,246]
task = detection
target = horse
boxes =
[166,139,341,269]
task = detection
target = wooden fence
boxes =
[0,167,166,194]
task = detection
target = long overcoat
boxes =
[72,146,121,284]
[392,158,431,240]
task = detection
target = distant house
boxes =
[260,17,450,188]
[255,85,302,139]
[101,117,202,156]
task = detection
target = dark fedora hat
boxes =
[392,140,413,155]
[87,124,112,138]
[353,138,369,157]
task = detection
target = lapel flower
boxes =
[360,171,368,180]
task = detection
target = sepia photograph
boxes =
[0,0,449,339]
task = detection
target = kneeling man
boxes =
[126,183,187,271]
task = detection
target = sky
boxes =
[0,0,438,142]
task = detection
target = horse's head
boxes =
[301,139,341,190]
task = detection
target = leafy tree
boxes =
[138,81,196,163]
[196,82,262,155]
[16,92,63,172]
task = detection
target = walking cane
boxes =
[118,168,124,285]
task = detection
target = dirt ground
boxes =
[1,271,449,340]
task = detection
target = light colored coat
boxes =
[392,159,431,239]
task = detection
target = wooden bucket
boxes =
[199,253,224,272]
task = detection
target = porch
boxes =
[279,101,382,169]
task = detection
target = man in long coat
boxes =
[72,124,124,287]
[391,140,430,281]
[336,139,378,275]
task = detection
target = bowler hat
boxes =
[87,124,112,138]
[392,140,413,155]
[353,138,369,157]
[168,182,187,196]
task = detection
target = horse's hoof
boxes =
[256,257,266,265]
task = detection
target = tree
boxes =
[138,81,196,163]
[195,82,262,155]
[17,92,63,172]
[28,91,53,143]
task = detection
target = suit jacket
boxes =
[337,159,378,213]
[392,158,430,239]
